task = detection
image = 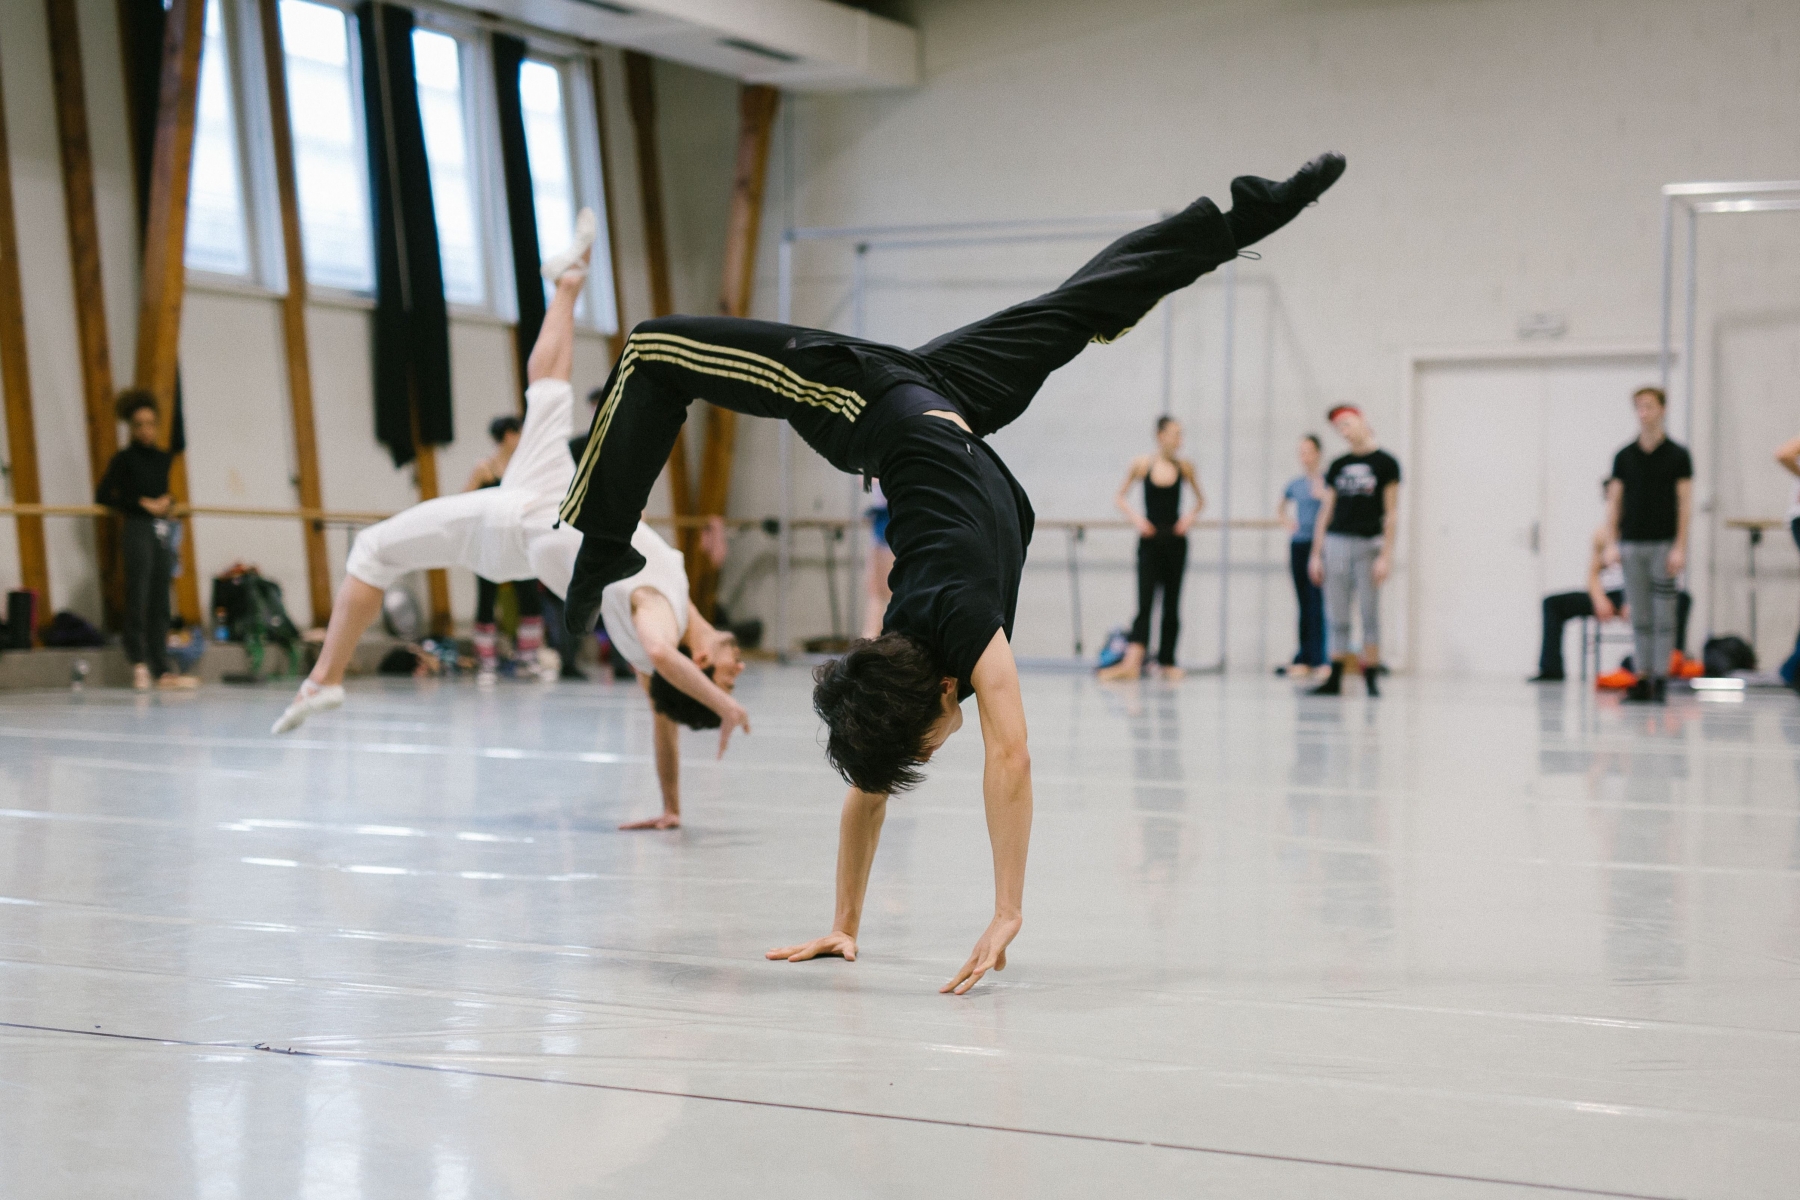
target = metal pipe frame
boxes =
[1657,179,1800,642]
[775,211,1241,667]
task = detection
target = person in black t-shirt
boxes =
[95,390,196,692]
[1605,386,1692,703]
[1305,405,1401,696]
[554,155,1347,992]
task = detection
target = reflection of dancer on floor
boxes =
[271,215,748,768]
[465,414,552,681]
[862,479,894,641]
[1098,415,1202,682]
[555,153,1345,992]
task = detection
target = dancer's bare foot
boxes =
[619,813,681,831]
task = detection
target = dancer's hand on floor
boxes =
[717,701,751,757]
[766,931,857,963]
[941,914,1022,995]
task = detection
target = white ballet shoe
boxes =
[539,208,597,282]
[271,681,344,735]
[535,647,561,682]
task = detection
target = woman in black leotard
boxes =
[1100,416,1203,681]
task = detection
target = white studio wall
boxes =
[751,0,1800,671]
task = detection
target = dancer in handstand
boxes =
[271,214,748,766]
[558,155,1346,993]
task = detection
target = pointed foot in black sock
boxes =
[1226,152,1346,250]
[563,536,646,637]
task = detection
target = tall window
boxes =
[279,0,373,292]
[186,0,252,276]
[413,29,485,306]
[518,59,576,307]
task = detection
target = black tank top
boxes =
[1143,463,1181,531]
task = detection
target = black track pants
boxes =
[120,515,171,675]
[560,199,1238,578]
[1129,531,1188,666]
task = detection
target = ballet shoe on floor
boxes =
[272,681,344,734]
[1226,152,1346,249]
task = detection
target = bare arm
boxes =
[1373,481,1400,584]
[1115,458,1153,536]
[1603,479,1623,556]
[1307,490,1336,584]
[765,787,888,963]
[1669,478,1693,575]
[1776,434,1800,478]
[634,591,749,755]
[464,460,497,492]
[943,629,1032,995]
[1174,460,1205,535]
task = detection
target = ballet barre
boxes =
[0,503,395,525]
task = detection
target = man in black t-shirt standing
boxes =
[1306,405,1401,696]
[1606,386,1692,703]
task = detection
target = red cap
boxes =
[1327,405,1362,423]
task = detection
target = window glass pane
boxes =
[280,0,373,291]
[185,0,251,276]
[519,60,575,308]
[412,29,484,306]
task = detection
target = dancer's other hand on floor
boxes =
[766,931,858,963]
[619,812,681,831]
[941,913,1022,995]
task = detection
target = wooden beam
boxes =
[47,0,125,628]
[692,84,780,616]
[623,51,694,552]
[414,444,452,638]
[255,0,331,627]
[0,47,51,631]
[588,52,628,366]
[131,0,205,625]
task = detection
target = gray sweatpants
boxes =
[1621,540,1678,681]
[1324,533,1382,660]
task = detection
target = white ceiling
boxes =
[483,0,918,91]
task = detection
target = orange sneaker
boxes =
[1596,668,1638,691]
[1671,651,1704,679]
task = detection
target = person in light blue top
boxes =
[1277,434,1327,675]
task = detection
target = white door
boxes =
[1412,354,1657,677]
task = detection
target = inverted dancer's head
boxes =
[649,635,744,730]
[812,633,962,795]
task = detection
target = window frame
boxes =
[183,0,618,333]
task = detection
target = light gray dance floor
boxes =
[1,667,1796,1198]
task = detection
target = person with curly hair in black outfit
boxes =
[558,155,1346,993]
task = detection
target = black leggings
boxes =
[1129,532,1187,665]
[475,577,542,625]
[561,199,1238,579]
[120,516,171,674]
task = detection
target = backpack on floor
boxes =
[1702,635,1756,678]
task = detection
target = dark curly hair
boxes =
[488,414,523,442]
[115,388,158,421]
[649,646,720,730]
[812,632,946,795]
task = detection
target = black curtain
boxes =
[355,1,452,467]
[117,0,186,455]
[490,33,543,390]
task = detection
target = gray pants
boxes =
[1324,533,1382,660]
[1621,540,1678,681]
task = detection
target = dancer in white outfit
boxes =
[272,215,749,762]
